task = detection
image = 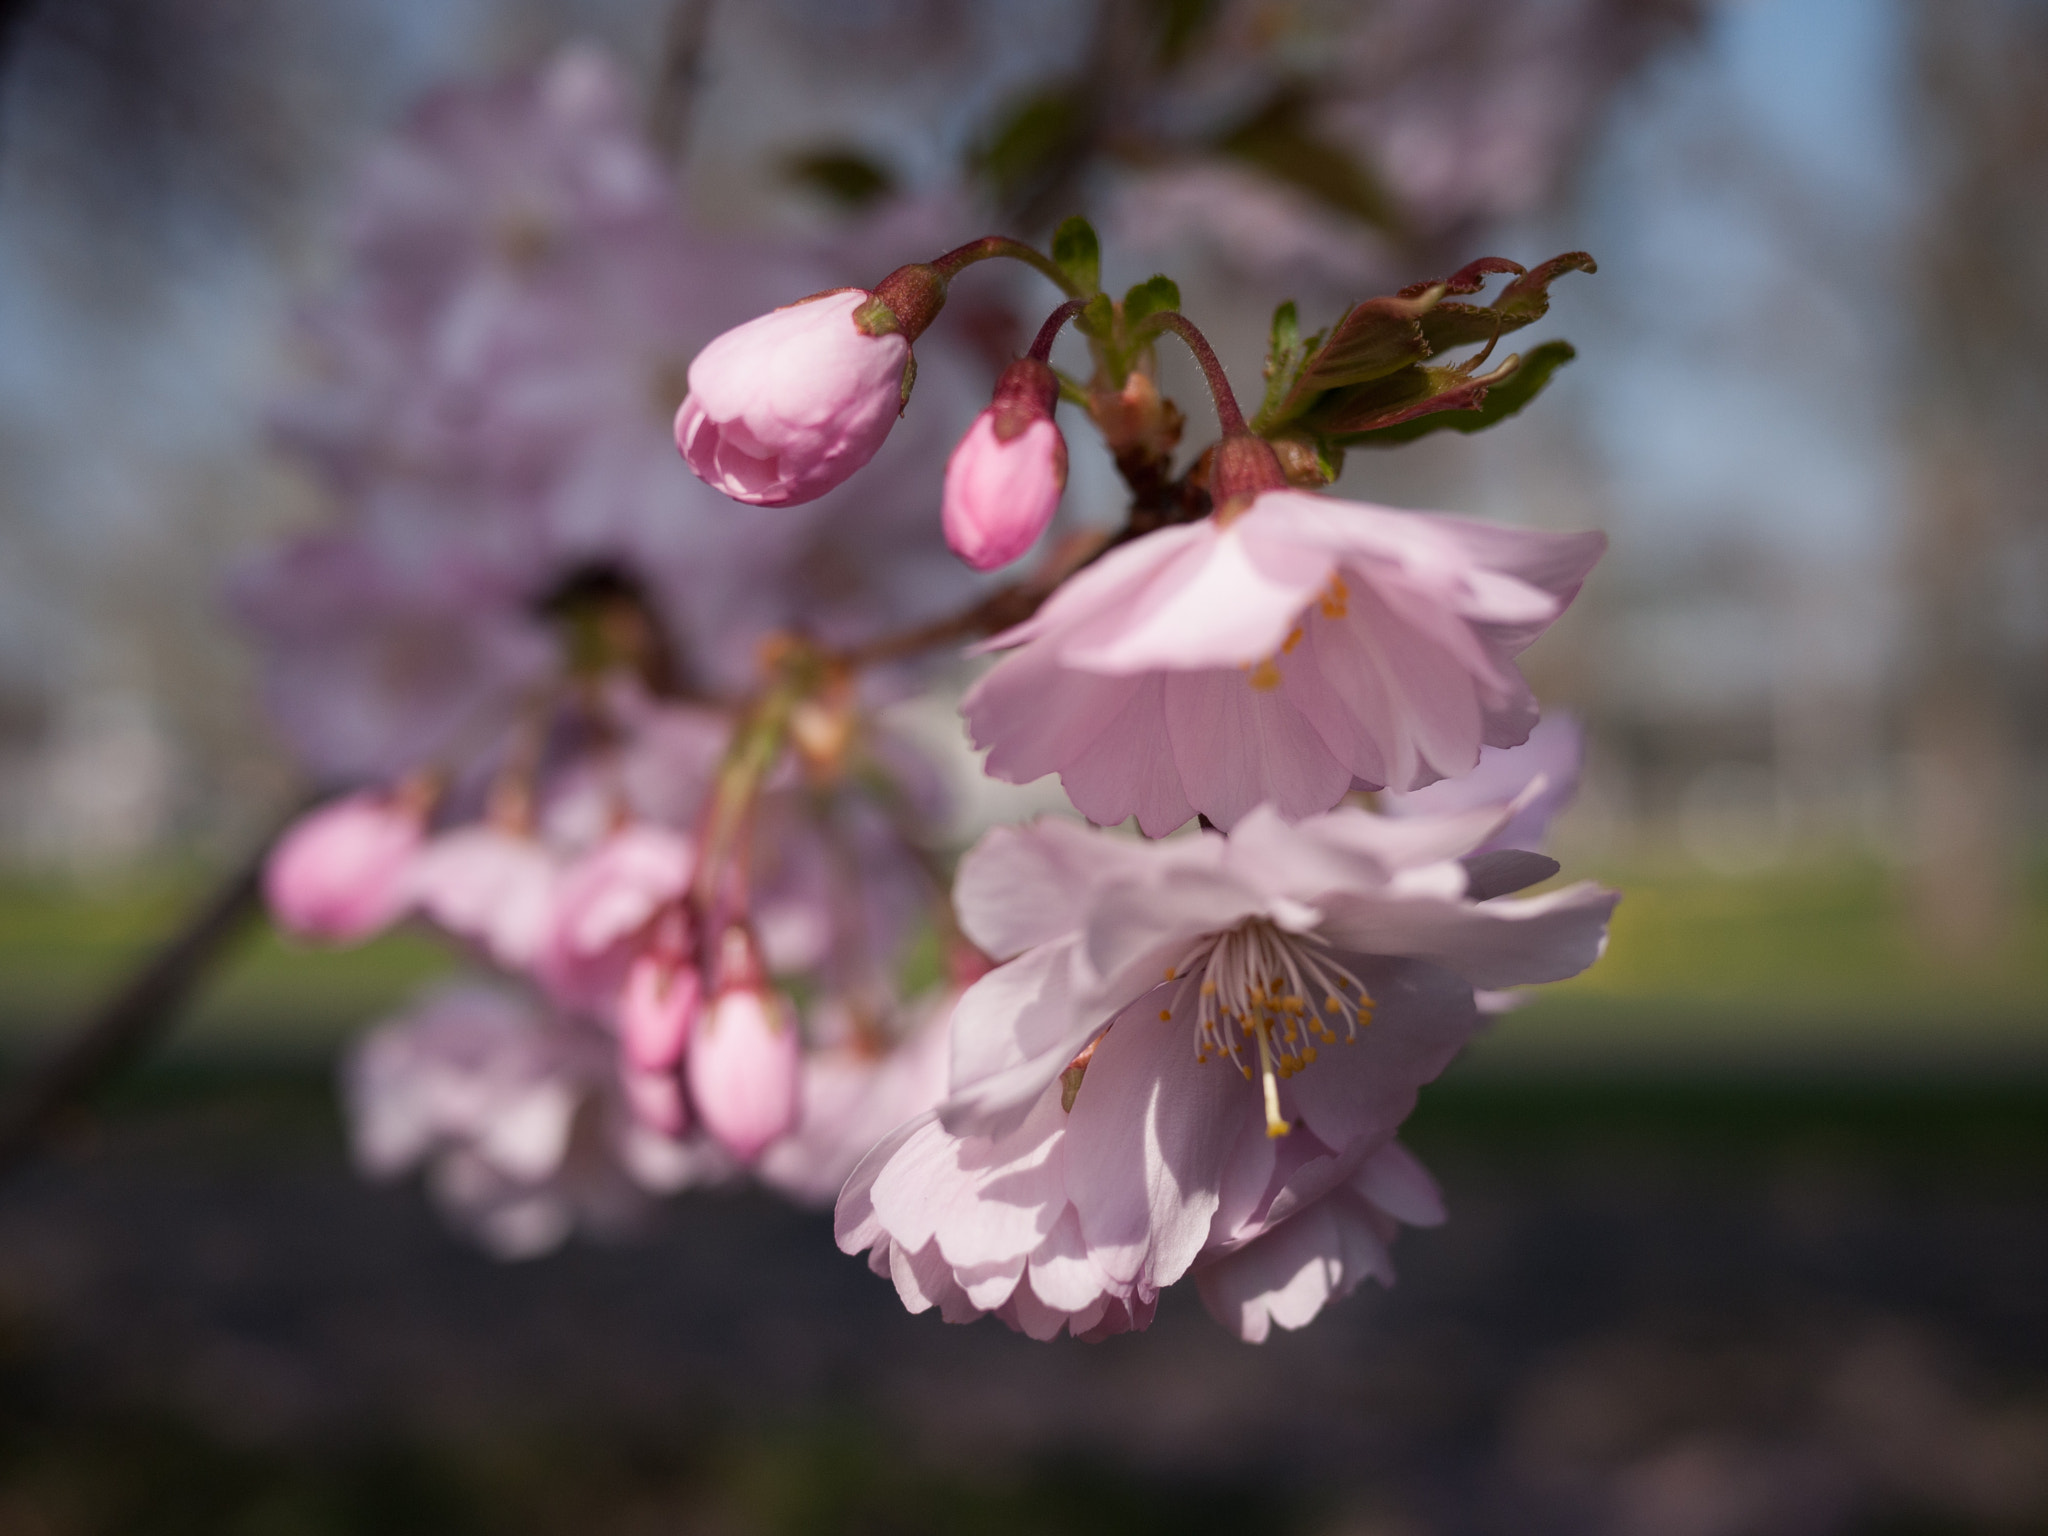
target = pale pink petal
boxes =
[1161,668,1356,828]
[1313,880,1619,990]
[1062,1004,1245,1289]
[1059,522,1331,675]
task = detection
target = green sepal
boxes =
[1053,215,1103,296]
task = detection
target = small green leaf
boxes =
[1122,274,1180,326]
[1053,215,1102,295]
[1073,291,1116,340]
[1267,300,1300,369]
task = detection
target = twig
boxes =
[0,803,300,1176]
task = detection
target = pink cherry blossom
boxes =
[537,823,695,1013]
[407,824,561,970]
[963,490,1606,835]
[675,290,910,507]
[688,979,803,1161]
[346,981,730,1258]
[836,797,1617,1339]
[618,951,700,1073]
[1381,708,1583,853]
[264,790,424,944]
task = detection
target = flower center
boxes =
[1158,919,1373,1138]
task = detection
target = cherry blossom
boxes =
[964,491,1604,834]
[837,797,1616,1339]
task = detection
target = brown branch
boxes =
[0,800,304,1176]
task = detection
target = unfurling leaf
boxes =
[1414,251,1597,355]
[1054,215,1104,296]
[1337,341,1578,447]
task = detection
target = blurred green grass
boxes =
[2,857,2044,1078]
[1470,857,2048,1078]
[0,874,451,1064]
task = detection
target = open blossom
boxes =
[942,357,1066,572]
[264,790,424,943]
[963,490,1605,835]
[676,290,911,507]
[836,798,1616,1340]
[347,982,728,1258]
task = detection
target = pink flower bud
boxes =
[686,934,800,1160]
[941,358,1066,572]
[264,791,423,944]
[674,289,912,507]
[619,951,700,1072]
[620,1062,689,1138]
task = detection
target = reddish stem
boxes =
[1144,312,1248,436]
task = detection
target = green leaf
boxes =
[1052,216,1102,296]
[1276,288,1439,415]
[1337,340,1578,447]
[1072,292,1116,341]
[1267,300,1300,368]
[1121,274,1180,326]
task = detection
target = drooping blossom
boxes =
[941,357,1067,572]
[347,981,728,1258]
[676,290,912,507]
[963,490,1605,834]
[836,798,1617,1340]
[264,789,425,943]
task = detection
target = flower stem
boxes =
[1143,312,1248,436]
[929,236,1085,298]
[1027,297,1093,362]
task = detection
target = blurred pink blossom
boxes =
[264,790,424,944]
[346,981,729,1258]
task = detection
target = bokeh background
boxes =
[0,1,2044,1532]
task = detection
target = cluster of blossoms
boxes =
[246,46,1618,1336]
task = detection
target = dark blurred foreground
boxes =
[0,1066,2042,1536]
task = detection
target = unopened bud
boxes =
[942,358,1067,572]
[687,958,800,1162]
[265,790,424,945]
[676,288,914,507]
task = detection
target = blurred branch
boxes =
[0,804,300,1176]
[648,0,719,165]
